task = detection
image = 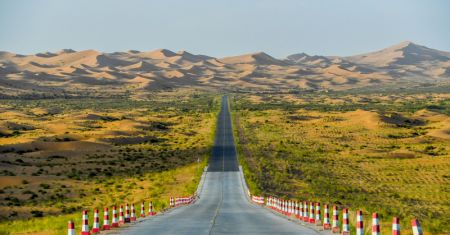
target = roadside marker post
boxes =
[131,204,137,221]
[411,219,423,235]
[372,213,380,235]
[111,206,119,227]
[125,204,131,223]
[118,205,124,225]
[103,207,110,230]
[81,210,90,235]
[315,202,322,226]
[91,209,100,233]
[341,208,350,235]
[309,202,315,224]
[295,201,299,218]
[303,201,309,222]
[392,217,401,235]
[356,210,364,235]
[332,205,340,233]
[299,201,303,220]
[323,204,331,230]
[148,201,156,216]
[68,220,75,235]
[140,202,146,217]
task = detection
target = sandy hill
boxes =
[344,41,450,79]
[138,49,177,60]
[0,41,448,97]
[220,52,286,65]
[345,41,450,67]
[286,53,332,67]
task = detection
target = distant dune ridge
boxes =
[0,41,449,97]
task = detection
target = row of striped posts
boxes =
[69,195,196,234]
[68,201,156,235]
[260,196,424,235]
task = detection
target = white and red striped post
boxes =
[288,200,294,216]
[294,201,297,216]
[292,200,295,216]
[148,201,156,216]
[372,212,380,235]
[278,198,281,212]
[341,208,349,235]
[279,200,282,213]
[315,202,322,226]
[140,201,146,217]
[309,202,315,224]
[125,204,131,223]
[280,200,284,214]
[111,206,119,227]
[81,210,90,235]
[284,200,288,215]
[303,201,309,222]
[295,201,299,218]
[170,197,174,207]
[92,209,100,233]
[411,219,423,235]
[280,198,283,213]
[356,210,364,235]
[392,217,400,235]
[103,207,110,230]
[285,200,289,215]
[323,204,331,230]
[332,205,340,233]
[299,201,303,220]
[68,220,75,235]
[119,205,124,225]
[131,204,136,221]
[286,200,290,215]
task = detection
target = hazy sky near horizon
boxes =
[0,0,449,58]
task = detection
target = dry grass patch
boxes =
[0,93,219,233]
[233,92,449,234]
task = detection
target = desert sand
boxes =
[0,42,449,98]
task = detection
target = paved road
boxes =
[117,96,317,235]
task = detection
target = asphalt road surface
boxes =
[117,96,317,235]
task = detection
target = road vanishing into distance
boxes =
[117,96,317,235]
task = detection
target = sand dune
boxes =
[139,49,177,60]
[220,52,286,65]
[346,41,450,67]
[120,61,158,71]
[0,41,448,96]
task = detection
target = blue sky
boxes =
[0,0,449,58]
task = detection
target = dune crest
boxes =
[0,42,448,97]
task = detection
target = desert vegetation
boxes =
[233,91,449,234]
[0,92,218,234]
